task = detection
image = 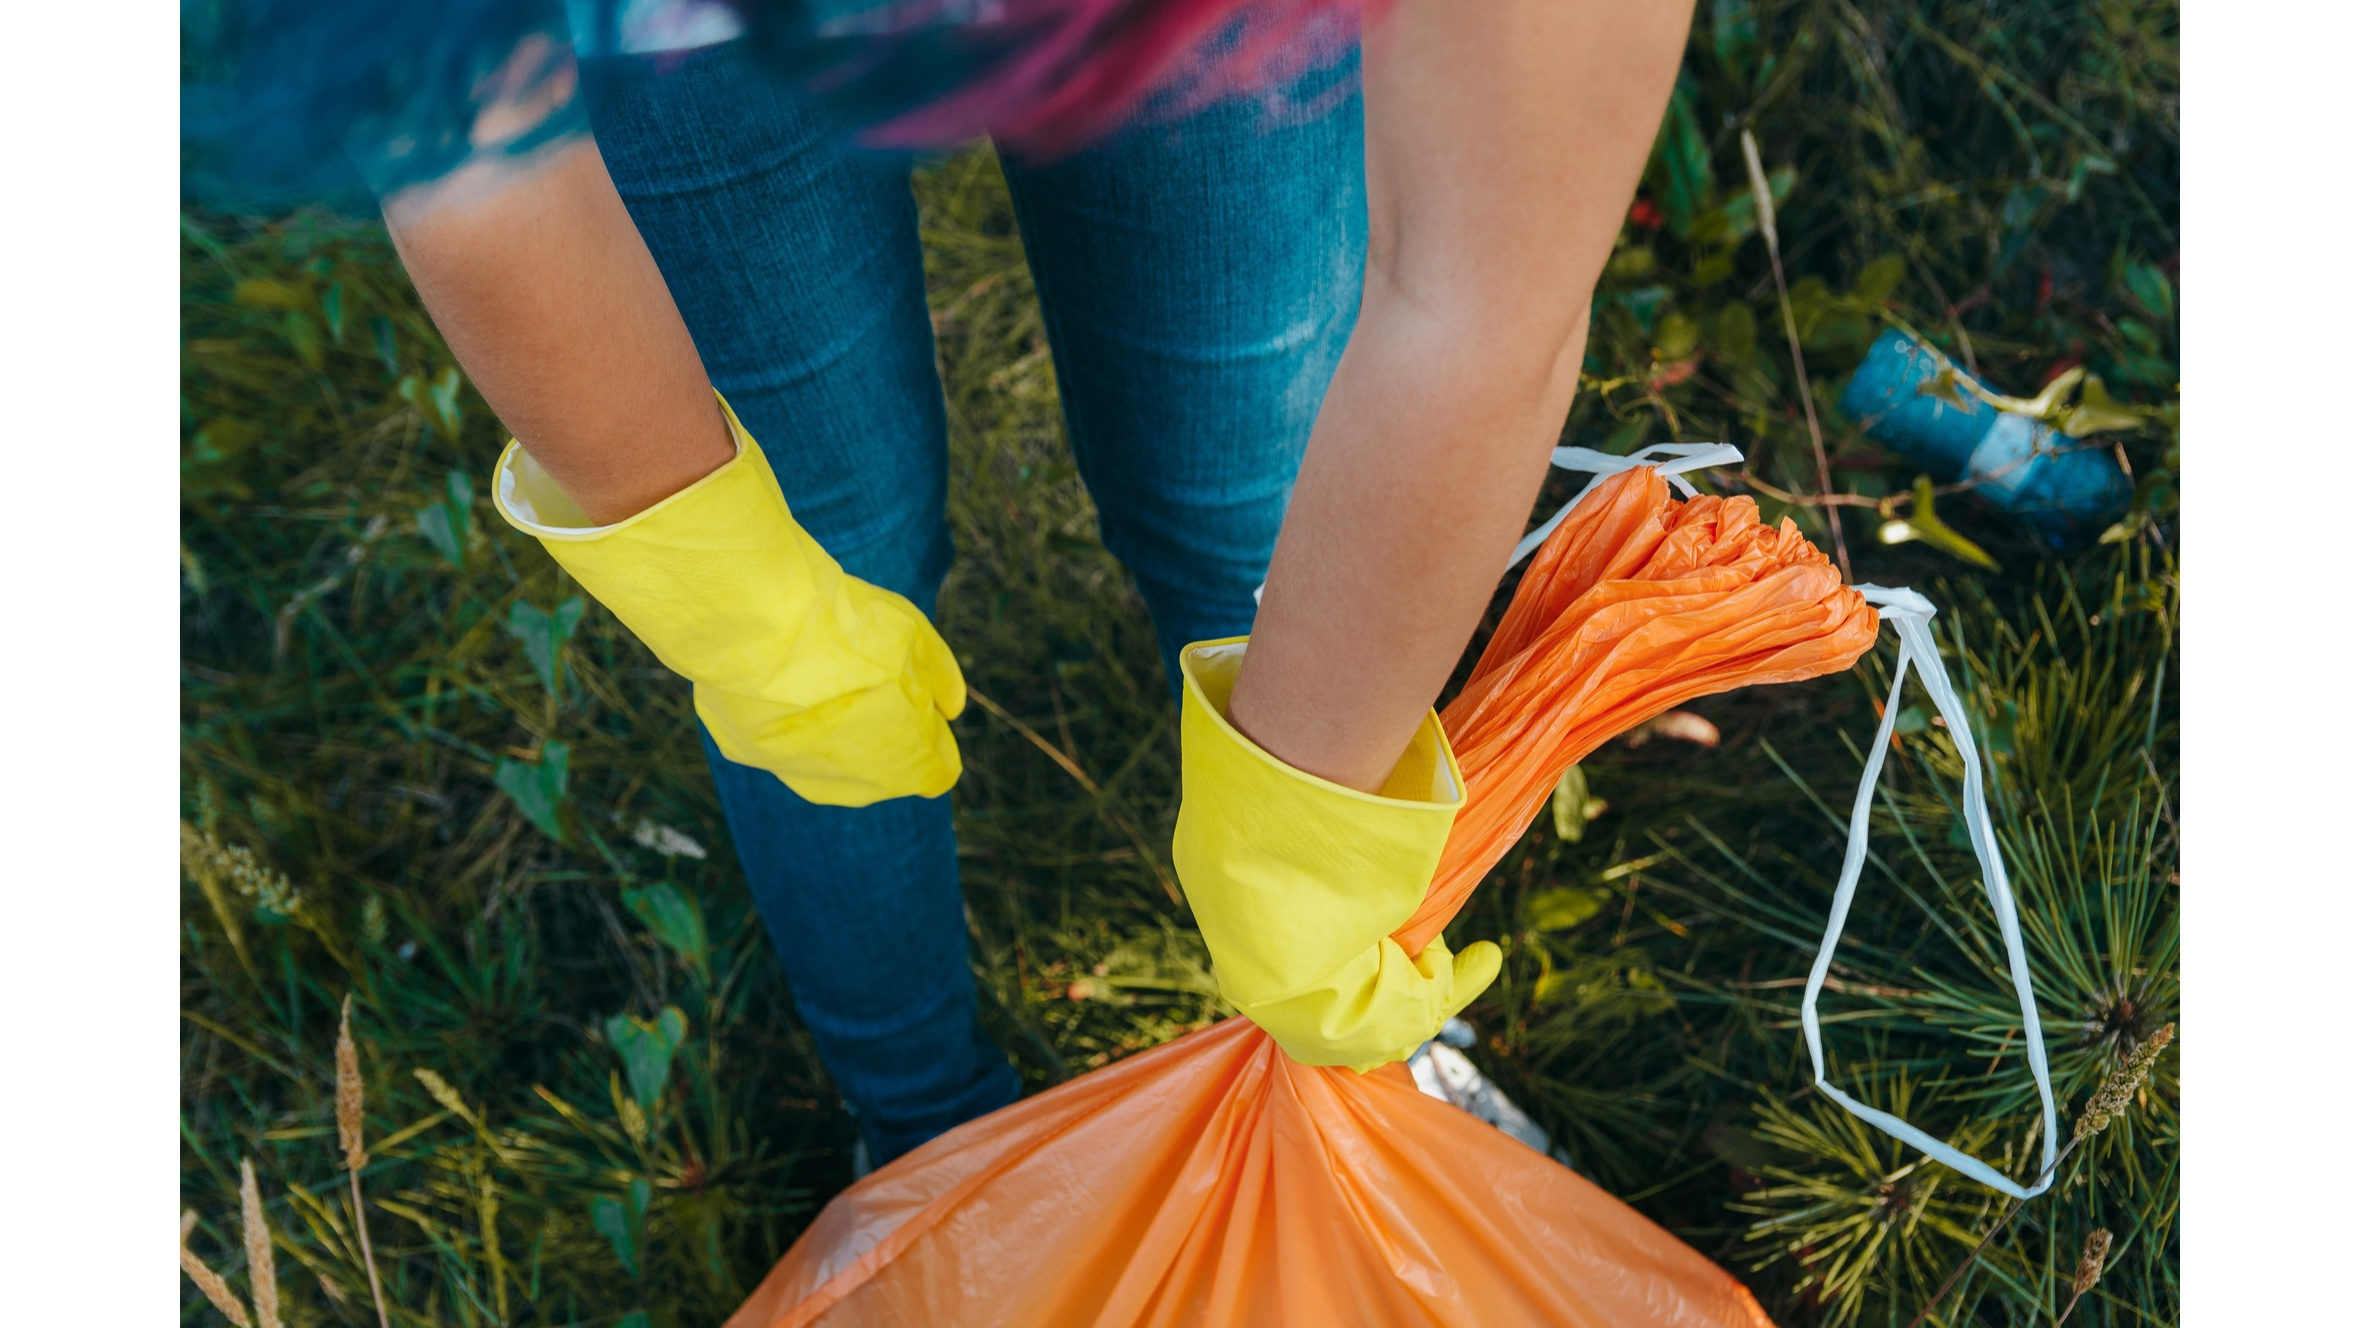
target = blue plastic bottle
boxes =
[1837,330,2129,544]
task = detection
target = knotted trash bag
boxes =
[726,463,1881,1328]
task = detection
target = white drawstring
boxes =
[1801,585,2059,1198]
[1506,443,1746,571]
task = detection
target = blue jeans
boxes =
[586,42,1366,1162]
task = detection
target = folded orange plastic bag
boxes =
[727,466,1879,1328]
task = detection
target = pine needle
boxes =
[1912,1023,2176,1328]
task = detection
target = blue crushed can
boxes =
[1837,329,2129,543]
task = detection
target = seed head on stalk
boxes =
[2074,1022,2175,1145]
[338,996,392,1328]
[239,1158,283,1328]
[2058,1228,2114,1322]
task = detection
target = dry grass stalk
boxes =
[1742,126,1851,582]
[478,1163,510,1320]
[2074,1229,2112,1291]
[240,1159,284,1328]
[337,997,367,1171]
[180,1243,254,1328]
[180,821,256,976]
[183,1208,200,1246]
[338,996,392,1328]
[415,1066,480,1127]
[2058,1228,2113,1323]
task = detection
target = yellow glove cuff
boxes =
[1172,638,1496,1070]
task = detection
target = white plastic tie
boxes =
[1506,442,1745,570]
[1801,584,2059,1198]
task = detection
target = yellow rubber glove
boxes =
[492,394,964,806]
[1171,638,1502,1071]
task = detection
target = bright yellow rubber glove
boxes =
[1171,638,1502,1071]
[492,394,964,806]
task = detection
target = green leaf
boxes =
[1653,311,1700,360]
[2099,469,2178,542]
[1853,254,1907,304]
[1714,302,1758,365]
[1524,886,1614,933]
[1606,246,1657,282]
[2122,261,2175,323]
[506,597,586,698]
[2063,151,2118,203]
[1915,365,1973,412]
[622,884,709,975]
[373,317,400,378]
[2001,183,2040,233]
[231,277,307,309]
[283,312,325,372]
[1652,83,1712,236]
[1803,312,1871,357]
[590,1176,656,1276]
[1548,765,1608,842]
[1710,0,1759,70]
[1613,285,1671,333]
[398,366,466,440]
[188,417,264,468]
[418,471,478,568]
[494,741,570,843]
[417,470,477,568]
[2059,375,2147,438]
[605,1008,688,1112]
[1549,766,1587,842]
[416,504,464,567]
[431,366,465,435]
[321,283,346,343]
[1975,697,2019,759]
[1876,476,2000,571]
[1601,417,1653,455]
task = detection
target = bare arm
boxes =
[1227,0,1695,792]
[382,140,732,524]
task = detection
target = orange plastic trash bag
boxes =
[726,465,1880,1328]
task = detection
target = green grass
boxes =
[181,3,2178,1324]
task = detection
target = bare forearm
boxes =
[1228,0,1694,791]
[383,140,731,524]
[1231,287,1580,788]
